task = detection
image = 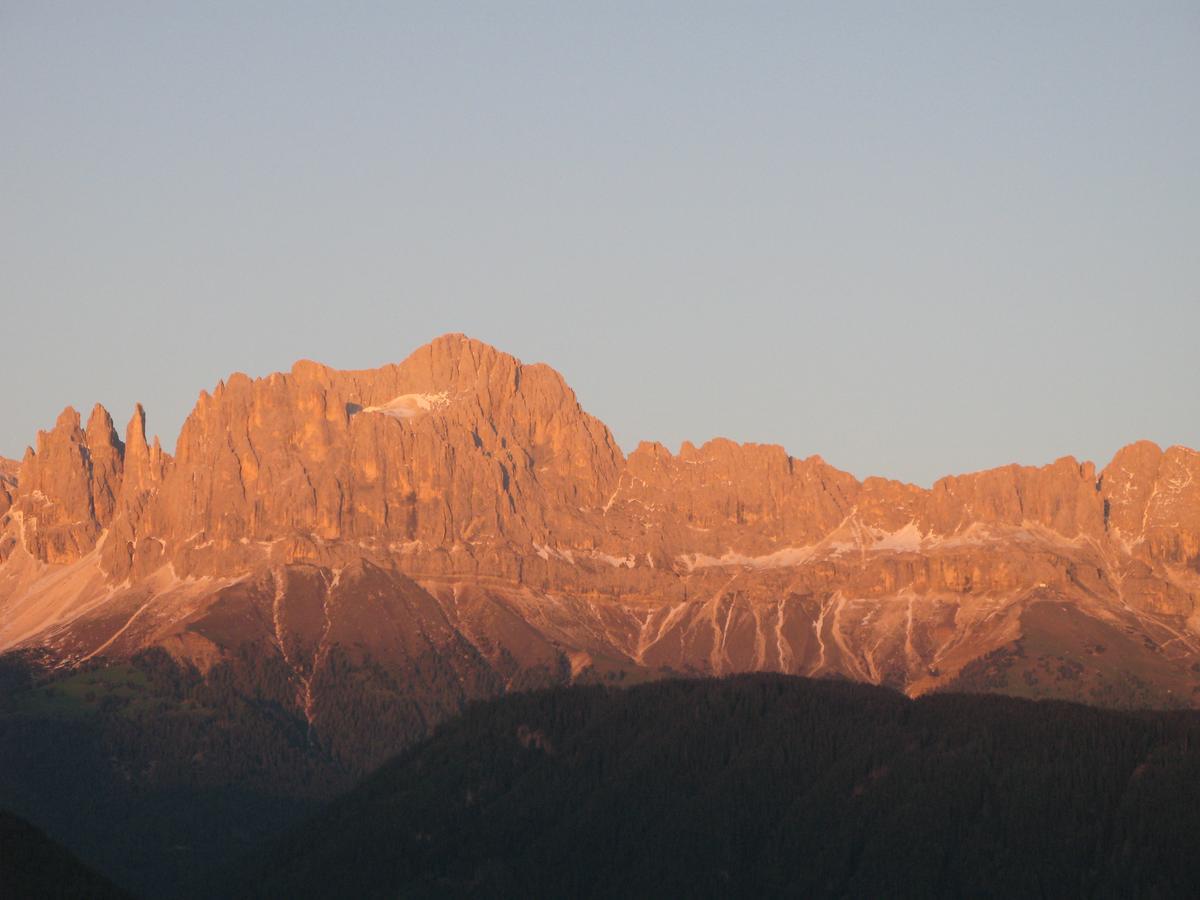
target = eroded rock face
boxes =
[0,457,17,518]
[99,335,622,582]
[1102,442,1200,572]
[7,407,126,564]
[2,333,1199,763]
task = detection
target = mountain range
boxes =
[3,333,1199,772]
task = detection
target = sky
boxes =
[1,2,1197,486]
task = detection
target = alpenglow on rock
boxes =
[2,334,1199,764]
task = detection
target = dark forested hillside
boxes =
[0,810,131,899]
[8,664,1200,898]
[0,651,344,898]
[238,675,1200,899]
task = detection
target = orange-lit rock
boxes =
[1,334,1198,750]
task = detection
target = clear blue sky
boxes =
[2,2,1197,486]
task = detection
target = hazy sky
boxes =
[2,3,1197,486]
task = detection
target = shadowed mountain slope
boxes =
[0,809,130,899]
[233,675,1200,899]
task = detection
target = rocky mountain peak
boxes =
[83,404,125,528]
[83,336,625,579]
[0,457,17,518]
[10,404,124,563]
[84,404,122,450]
[2,337,1197,724]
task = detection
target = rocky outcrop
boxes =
[1102,442,1200,570]
[97,405,169,580]
[1,333,1199,765]
[7,406,125,564]
[0,456,17,518]
[89,335,622,582]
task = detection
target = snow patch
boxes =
[534,543,574,563]
[363,392,450,420]
[683,544,818,570]
[868,522,925,552]
[589,551,636,568]
[533,545,635,568]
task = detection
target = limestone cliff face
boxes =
[603,439,860,558]
[7,406,126,564]
[2,334,1199,762]
[1102,442,1200,569]
[0,457,17,517]
[97,405,169,579]
[97,334,623,581]
[920,456,1106,539]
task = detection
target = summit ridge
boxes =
[2,334,1199,764]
